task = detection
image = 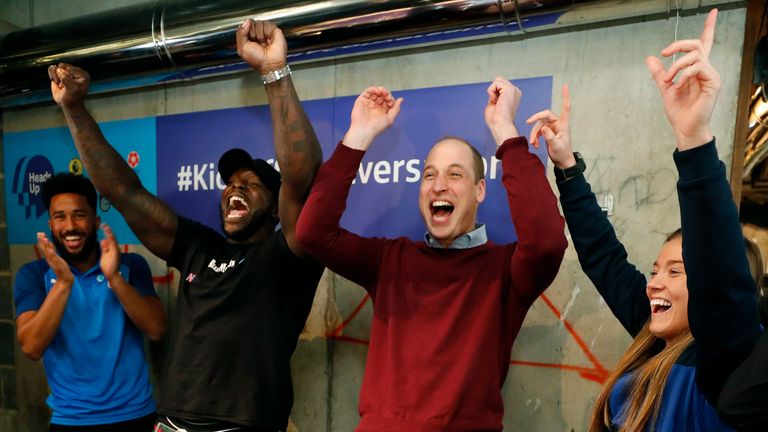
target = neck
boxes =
[69,249,99,273]
[226,222,275,244]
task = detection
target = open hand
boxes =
[646,9,719,151]
[37,232,74,285]
[343,86,404,151]
[527,84,575,169]
[99,223,120,280]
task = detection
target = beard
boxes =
[51,229,99,265]
[220,206,277,242]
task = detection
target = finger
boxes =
[663,50,701,83]
[101,223,115,241]
[36,232,48,251]
[645,56,672,94]
[389,97,404,121]
[672,62,703,90]
[661,39,703,58]
[48,65,59,84]
[529,121,544,148]
[700,9,717,57]
[262,20,277,44]
[253,20,267,45]
[561,84,571,123]
[541,125,557,142]
[486,81,500,104]
[236,19,252,50]
[526,110,557,124]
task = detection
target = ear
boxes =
[476,178,486,204]
[48,218,53,231]
[95,215,101,227]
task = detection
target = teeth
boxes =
[432,200,452,207]
[650,299,672,307]
[229,196,249,208]
[64,236,82,241]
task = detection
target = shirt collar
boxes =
[424,224,487,249]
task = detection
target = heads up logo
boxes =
[12,156,54,219]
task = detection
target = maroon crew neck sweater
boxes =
[296,137,567,431]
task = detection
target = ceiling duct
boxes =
[0,0,741,107]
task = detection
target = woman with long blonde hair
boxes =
[529,9,762,431]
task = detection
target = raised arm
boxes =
[528,85,649,335]
[295,87,402,290]
[99,223,165,341]
[15,233,74,360]
[484,77,567,305]
[647,8,762,409]
[236,20,322,256]
[49,64,178,260]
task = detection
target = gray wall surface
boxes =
[0,1,748,431]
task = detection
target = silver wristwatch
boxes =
[260,65,291,85]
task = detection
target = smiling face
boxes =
[48,192,100,265]
[220,168,277,242]
[646,236,689,344]
[419,138,486,247]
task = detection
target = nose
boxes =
[646,274,665,293]
[231,179,246,191]
[62,215,77,231]
[432,173,447,192]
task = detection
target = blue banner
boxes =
[157,77,552,243]
[4,118,156,244]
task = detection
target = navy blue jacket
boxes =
[557,140,735,431]
[677,142,763,431]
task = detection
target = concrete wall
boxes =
[0,2,748,431]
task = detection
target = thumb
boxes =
[389,97,404,121]
[645,56,670,94]
[236,19,252,50]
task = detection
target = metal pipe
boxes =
[0,0,591,106]
[0,0,742,107]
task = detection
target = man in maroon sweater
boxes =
[295,78,567,431]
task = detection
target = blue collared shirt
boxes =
[424,224,488,249]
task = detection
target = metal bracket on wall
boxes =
[513,0,527,33]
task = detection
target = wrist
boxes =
[342,128,375,151]
[492,125,519,145]
[675,129,714,152]
[54,274,74,288]
[554,155,578,170]
[106,272,124,288]
[60,101,87,115]
[554,152,586,182]
[260,64,291,85]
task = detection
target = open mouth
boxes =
[227,195,250,219]
[430,200,454,223]
[650,298,672,314]
[62,232,85,250]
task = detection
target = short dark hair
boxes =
[435,136,485,183]
[41,173,98,212]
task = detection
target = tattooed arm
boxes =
[236,19,323,256]
[49,64,178,260]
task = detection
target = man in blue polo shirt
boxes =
[13,173,166,431]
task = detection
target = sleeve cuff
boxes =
[673,138,720,182]
[556,171,589,197]
[333,140,367,163]
[495,136,529,160]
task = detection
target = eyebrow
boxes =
[652,259,684,267]
[422,163,468,172]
